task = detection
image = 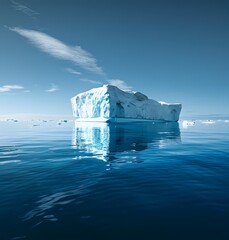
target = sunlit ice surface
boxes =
[0,119,229,240]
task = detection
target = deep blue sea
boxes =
[0,119,229,240]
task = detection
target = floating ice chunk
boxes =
[182,120,195,129]
[71,85,182,122]
[7,119,18,122]
[201,120,216,125]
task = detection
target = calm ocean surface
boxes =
[0,120,229,240]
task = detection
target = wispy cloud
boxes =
[10,0,39,18]
[107,79,132,91]
[24,90,31,93]
[0,85,24,92]
[65,68,82,75]
[45,84,59,92]
[80,78,102,85]
[9,27,104,75]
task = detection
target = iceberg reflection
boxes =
[72,121,181,161]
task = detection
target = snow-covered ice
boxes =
[71,85,182,122]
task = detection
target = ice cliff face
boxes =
[71,85,182,122]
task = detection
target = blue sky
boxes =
[0,0,229,118]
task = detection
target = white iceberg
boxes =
[71,85,182,122]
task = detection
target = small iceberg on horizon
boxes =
[71,85,182,122]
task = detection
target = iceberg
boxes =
[71,85,182,122]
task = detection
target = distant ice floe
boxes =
[182,120,195,129]
[6,119,18,122]
[200,120,216,125]
[182,119,218,128]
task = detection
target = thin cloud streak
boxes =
[10,0,39,18]
[0,85,24,92]
[45,84,59,92]
[80,78,102,85]
[10,27,104,75]
[65,68,82,75]
[107,79,132,91]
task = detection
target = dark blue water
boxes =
[0,120,229,240]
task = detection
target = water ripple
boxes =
[0,121,228,240]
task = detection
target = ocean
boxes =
[0,119,228,240]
